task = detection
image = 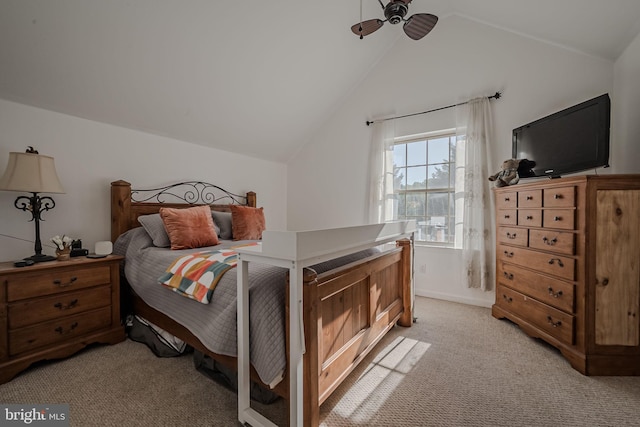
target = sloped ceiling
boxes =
[1,0,640,163]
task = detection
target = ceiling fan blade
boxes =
[403,13,438,40]
[351,19,384,39]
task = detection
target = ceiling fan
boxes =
[351,0,438,40]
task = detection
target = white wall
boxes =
[0,100,287,262]
[288,15,616,307]
[612,31,640,173]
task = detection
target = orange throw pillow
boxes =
[230,205,266,240]
[159,205,219,250]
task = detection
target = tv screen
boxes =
[512,94,610,178]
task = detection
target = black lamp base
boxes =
[25,254,57,263]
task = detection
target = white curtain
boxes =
[456,97,494,291]
[368,119,397,224]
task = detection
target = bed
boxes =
[110,180,414,426]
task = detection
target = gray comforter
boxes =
[114,227,377,387]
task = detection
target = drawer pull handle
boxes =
[554,194,562,200]
[548,258,564,267]
[554,216,562,221]
[547,316,562,328]
[547,287,563,298]
[502,294,513,303]
[506,232,517,239]
[54,299,79,310]
[526,196,533,200]
[53,277,78,287]
[54,322,79,335]
[504,214,510,219]
[504,197,510,202]
[526,215,533,220]
[542,236,558,246]
[504,251,514,258]
[503,272,514,280]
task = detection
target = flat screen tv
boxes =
[512,93,610,179]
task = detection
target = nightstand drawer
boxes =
[8,285,111,329]
[8,307,112,356]
[6,266,111,302]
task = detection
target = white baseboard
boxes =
[415,289,494,308]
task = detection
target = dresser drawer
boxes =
[496,285,575,345]
[498,244,576,281]
[543,186,576,208]
[8,285,111,329]
[6,266,111,302]
[496,191,517,209]
[518,189,542,208]
[497,210,517,226]
[497,227,528,247]
[518,209,542,227]
[8,307,112,356]
[543,209,575,230]
[528,229,575,255]
[498,263,575,313]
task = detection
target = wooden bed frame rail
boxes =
[110,180,412,427]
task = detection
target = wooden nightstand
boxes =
[0,255,126,384]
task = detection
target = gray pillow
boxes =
[138,214,171,248]
[212,211,232,240]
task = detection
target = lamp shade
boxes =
[0,152,65,193]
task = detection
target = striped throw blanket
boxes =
[159,249,238,304]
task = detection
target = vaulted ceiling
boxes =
[1,1,640,163]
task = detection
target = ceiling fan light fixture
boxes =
[384,2,408,24]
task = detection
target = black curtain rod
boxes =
[365,91,502,126]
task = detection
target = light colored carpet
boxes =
[1,297,639,426]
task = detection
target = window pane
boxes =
[406,193,425,216]
[407,166,427,190]
[396,193,406,217]
[393,144,406,167]
[427,192,448,216]
[407,140,426,166]
[449,136,456,163]
[427,164,450,189]
[428,137,449,164]
[449,192,455,216]
[394,167,406,191]
[415,220,428,241]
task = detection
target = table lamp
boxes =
[0,147,65,262]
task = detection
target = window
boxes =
[393,130,458,246]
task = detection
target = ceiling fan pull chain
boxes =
[359,0,364,39]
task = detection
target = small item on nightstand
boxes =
[86,253,107,259]
[95,241,113,256]
[13,259,35,267]
[71,248,89,257]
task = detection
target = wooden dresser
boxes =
[491,174,640,375]
[0,255,126,383]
